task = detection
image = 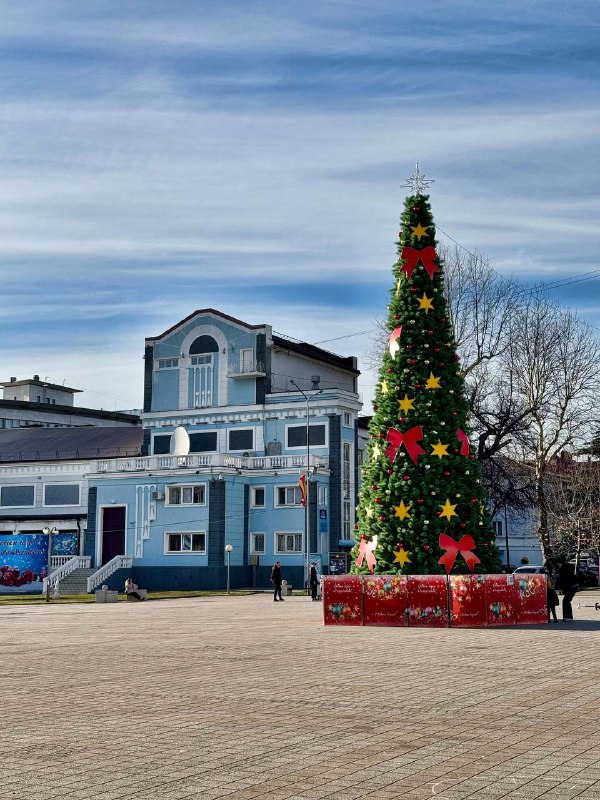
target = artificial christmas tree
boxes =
[353,169,500,576]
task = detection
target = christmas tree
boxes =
[353,168,500,575]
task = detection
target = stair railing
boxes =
[87,555,133,593]
[43,556,92,594]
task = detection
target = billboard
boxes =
[0,534,49,593]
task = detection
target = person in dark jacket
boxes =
[310,562,319,601]
[271,561,284,602]
[557,559,578,622]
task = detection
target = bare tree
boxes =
[547,455,600,566]
[508,293,600,559]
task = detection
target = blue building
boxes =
[87,309,361,591]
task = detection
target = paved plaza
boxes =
[3,591,600,800]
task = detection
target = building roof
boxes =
[0,426,143,462]
[147,308,267,342]
[0,377,81,393]
[271,335,360,375]
[0,398,141,423]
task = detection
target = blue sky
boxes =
[1,1,599,409]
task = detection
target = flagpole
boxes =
[291,380,323,594]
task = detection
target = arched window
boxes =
[189,335,218,407]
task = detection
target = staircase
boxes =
[56,568,96,595]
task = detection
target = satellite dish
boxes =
[170,426,190,456]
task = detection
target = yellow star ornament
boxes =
[411,223,429,240]
[398,394,415,414]
[365,506,374,519]
[439,498,458,521]
[425,372,442,390]
[431,441,450,459]
[418,293,434,314]
[393,501,411,520]
[381,379,389,395]
[372,443,381,459]
[393,547,412,568]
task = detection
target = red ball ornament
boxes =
[415,384,421,389]
[410,287,417,293]
[417,499,424,504]
[434,347,440,353]
[404,475,410,481]
[444,471,450,476]
[394,314,399,320]
[354,523,359,530]
[372,484,378,491]
[427,330,433,336]
[373,404,378,410]
[375,498,382,504]
[379,432,385,439]
[424,545,430,551]
[412,206,420,212]
[460,523,466,528]
[379,515,386,522]
[399,416,406,422]
[406,344,413,350]
[471,499,478,503]
[409,358,416,364]
[387,468,393,475]
[388,367,394,374]
[441,318,446,323]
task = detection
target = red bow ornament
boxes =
[356,535,378,574]
[456,429,470,457]
[385,426,425,464]
[400,246,441,281]
[438,533,481,573]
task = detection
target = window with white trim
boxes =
[250,533,265,553]
[286,424,326,449]
[275,532,303,553]
[343,442,351,499]
[343,500,351,540]
[493,520,503,537]
[317,485,328,506]
[276,486,302,507]
[228,428,254,452]
[165,532,206,553]
[158,358,179,369]
[44,484,80,506]
[251,487,265,508]
[166,485,206,505]
[343,412,352,427]
[0,485,35,507]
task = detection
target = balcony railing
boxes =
[93,453,329,474]
[226,359,266,378]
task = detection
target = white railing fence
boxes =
[87,555,133,593]
[43,556,91,592]
[94,453,329,474]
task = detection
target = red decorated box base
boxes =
[363,575,408,626]
[449,574,487,627]
[323,574,548,628]
[322,575,363,626]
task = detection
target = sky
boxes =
[1,0,599,411]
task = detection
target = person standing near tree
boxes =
[556,559,578,622]
[310,562,319,601]
[271,561,284,602]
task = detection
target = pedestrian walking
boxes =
[556,559,578,622]
[271,561,284,602]
[310,562,319,601]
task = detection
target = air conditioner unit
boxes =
[242,451,255,458]
[151,491,165,501]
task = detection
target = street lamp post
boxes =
[42,526,58,602]
[291,379,323,594]
[225,544,233,594]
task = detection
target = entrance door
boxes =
[101,506,126,565]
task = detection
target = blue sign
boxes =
[319,507,328,533]
[0,534,49,594]
[52,532,78,557]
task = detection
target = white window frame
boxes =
[250,486,266,508]
[250,532,266,554]
[0,484,35,508]
[43,483,81,507]
[164,531,207,554]
[275,485,303,507]
[240,348,254,373]
[285,421,328,450]
[275,531,303,554]
[343,412,352,427]
[157,358,179,369]
[493,520,503,537]
[317,484,328,506]
[228,428,254,452]
[165,484,207,506]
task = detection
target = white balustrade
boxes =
[45,556,91,588]
[87,555,133,593]
[92,453,328,474]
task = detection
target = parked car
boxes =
[513,565,545,575]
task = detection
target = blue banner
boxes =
[0,534,49,594]
[51,532,78,557]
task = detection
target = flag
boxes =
[298,473,307,507]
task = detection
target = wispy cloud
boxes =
[0,1,598,408]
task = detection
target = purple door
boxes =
[101,507,126,565]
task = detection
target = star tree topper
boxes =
[402,163,434,194]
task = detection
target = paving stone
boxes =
[2,591,600,798]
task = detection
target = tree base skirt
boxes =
[323,573,547,627]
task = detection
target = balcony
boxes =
[92,453,329,474]
[227,359,266,379]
